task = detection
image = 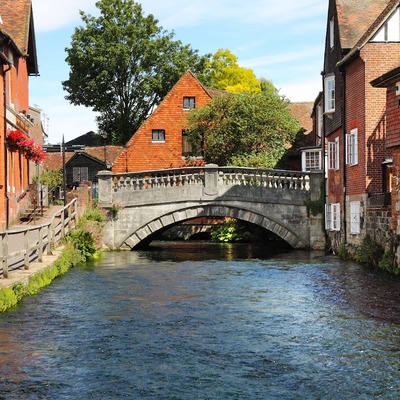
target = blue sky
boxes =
[30,0,328,144]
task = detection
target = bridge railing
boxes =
[108,165,313,193]
[0,199,78,279]
[112,167,205,192]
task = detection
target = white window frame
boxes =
[325,203,341,231]
[301,149,322,172]
[152,129,165,142]
[346,128,358,165]
[328,138,339,170]
[329,17,335,48]
[183,96,195,110]
[324,75,335,113]
[350,201,361,234]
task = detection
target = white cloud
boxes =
[278,78,322,103]
[33,0,97,32]
[139,0,326,29]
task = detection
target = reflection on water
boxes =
[0,242,400,399]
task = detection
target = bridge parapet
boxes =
[100,165,314,197]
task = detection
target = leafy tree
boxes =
[62,0,209,144]
[185,91,301,168]
[205,49,261,94]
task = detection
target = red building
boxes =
[322,0,400,252]
[0,0,39,229]
[112,71,222,173]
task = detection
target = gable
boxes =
[112,71,215,172]
[372,5,400,42]
[0,0,38,74]
[336,0,389,50]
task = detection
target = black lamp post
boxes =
[100,132,108,168]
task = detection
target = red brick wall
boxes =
[0,68,5,229]
[326,127,344,204]
[345,57,366,195]
[385,82,400,148]
[113,71,212,173]
[344,43,400,196]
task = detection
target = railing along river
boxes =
[0,198,78,278]
[112,166,312,193]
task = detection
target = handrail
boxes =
[0,198,78,279]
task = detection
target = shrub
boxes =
[211,218,251,243]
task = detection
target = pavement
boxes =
[0,205,68,290]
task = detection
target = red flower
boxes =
[6,129,46,163]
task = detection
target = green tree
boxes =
[205,49,261,94]
[62,0,209,144]
[185,91,301,168]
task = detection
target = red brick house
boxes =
[112,71,222,173]
[0,0,39,229]
[371,66,400,263]
[322,0,400,253]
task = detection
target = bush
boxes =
[211,218,251,243]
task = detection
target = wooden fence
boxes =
[0,199,78,278]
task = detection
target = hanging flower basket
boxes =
[6,129,46,163]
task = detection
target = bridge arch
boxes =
[121,204,308,250]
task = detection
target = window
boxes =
[152,129,165,142]
[182,130,192,156]
[329,17,335,48]
[346,128,358,165]
[325,203,340,231]
[73,167,88,182]
[183,97,195,109]
[301,149,322,172]
[328,138,339,170]
[324,75,335,113]
[350,201,361,234]
[316,102,323,145]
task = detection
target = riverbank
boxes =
[0,205,106,312]
[0,244,84,312]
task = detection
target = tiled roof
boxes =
[0,0,32,54]
[339,0,399,65]
[288,102,313,134]
[85,146,124,164]
[336,0,389,50]
[43,152,74,171]
[43,146,124,171]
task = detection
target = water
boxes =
[1,242,400,399]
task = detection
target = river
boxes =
[0,242,400,399]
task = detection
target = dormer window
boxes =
[183,96,195,110]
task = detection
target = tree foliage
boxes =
[185,91,301,168]
[205,49,261,94]
[62,0,209,144]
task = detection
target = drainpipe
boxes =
[321,70,328,244]
[3,60,11,230]
[340,67,347,245]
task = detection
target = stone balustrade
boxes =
[108,165,312,194]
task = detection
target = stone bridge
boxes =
[98,165,325,250]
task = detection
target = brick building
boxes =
[0,0,40,229]
[322,0,400,253]
[112,71,222,173]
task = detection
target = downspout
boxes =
[3,61,11,229]
[340,67,347,245]
[321,70,328,243]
